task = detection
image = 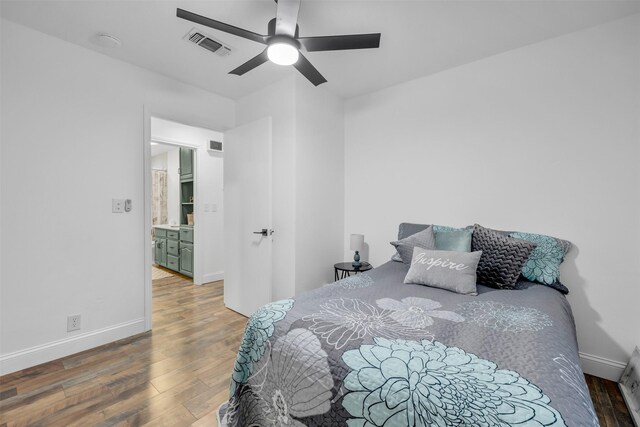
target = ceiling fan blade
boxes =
[298,33,381,52]
[293,52,327,86]
[229,49,270,76]
[275,0,300,37]
[177,8,267,44]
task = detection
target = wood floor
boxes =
[0,272,247,427]
[0,271,634,426]
[586,374,636,427]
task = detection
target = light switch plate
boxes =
[112,199,125,213]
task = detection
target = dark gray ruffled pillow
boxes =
[471,224,536,289]
[489,227,572,294]
[390,226,435,264]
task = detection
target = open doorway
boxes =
[144,114,224,329]
[150,142,192,281]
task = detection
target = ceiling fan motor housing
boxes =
[267,18,299,38]
[267,34,301,49]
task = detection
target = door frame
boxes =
[142,106,213,331]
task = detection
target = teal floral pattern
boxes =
[342,338,566,427]
[510,232,570,285]
[230,299,294,395]
[225,329,334,427]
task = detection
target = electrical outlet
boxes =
[67,314,81,332]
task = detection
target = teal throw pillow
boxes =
[509,231,572,291]
[435,229,473,252]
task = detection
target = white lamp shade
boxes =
[350,234,364,251]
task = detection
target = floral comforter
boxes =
[219,261,597,427]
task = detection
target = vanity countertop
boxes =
[154,224,181,231]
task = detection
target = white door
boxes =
[224,117,273,317]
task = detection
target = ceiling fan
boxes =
[177,0,381,86]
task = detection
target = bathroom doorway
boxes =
[143,114,225,329]
[150,142,186,282]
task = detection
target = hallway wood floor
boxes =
[0,273,634,426]
[0,274,246,426]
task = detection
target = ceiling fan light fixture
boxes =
[176,4,381,86]
[267,40,299,66]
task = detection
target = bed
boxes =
[218,226,597,427]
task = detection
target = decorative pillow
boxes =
[397,223,471,240]
[435,229,473,252]
[391,226,436,264]
[433,225,471,233]
[509,231,572,294]
[471,224,536,289]
[404,247,482,295]
[391,223,430,261]
[392,223,470,261]
[398,223,430,240]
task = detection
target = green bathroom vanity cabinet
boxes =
[180,148,194,226]
[154,225,194,278]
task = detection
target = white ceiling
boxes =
[2,0,639,100]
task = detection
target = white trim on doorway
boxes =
[142,106,225,332]
[150,135,200,149]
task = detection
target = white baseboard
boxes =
[0,318,146,376]
[580,351,627,381]
[202,271,224,284]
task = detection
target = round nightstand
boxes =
[334,262,373,281]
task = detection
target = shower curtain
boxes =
[152,169,168,225]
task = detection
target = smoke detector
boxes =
[184,28,232,57]
[92,33,122,48]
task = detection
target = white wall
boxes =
[294,77,345,293]
[0,19,234,375]
[235,75,345,300]
[151,152,167,170]
[344,15,640,380]
[150,117,225,284]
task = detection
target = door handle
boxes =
[253,229,268,237]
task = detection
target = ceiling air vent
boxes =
[208,140,223,152]
[184,28,232,57]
